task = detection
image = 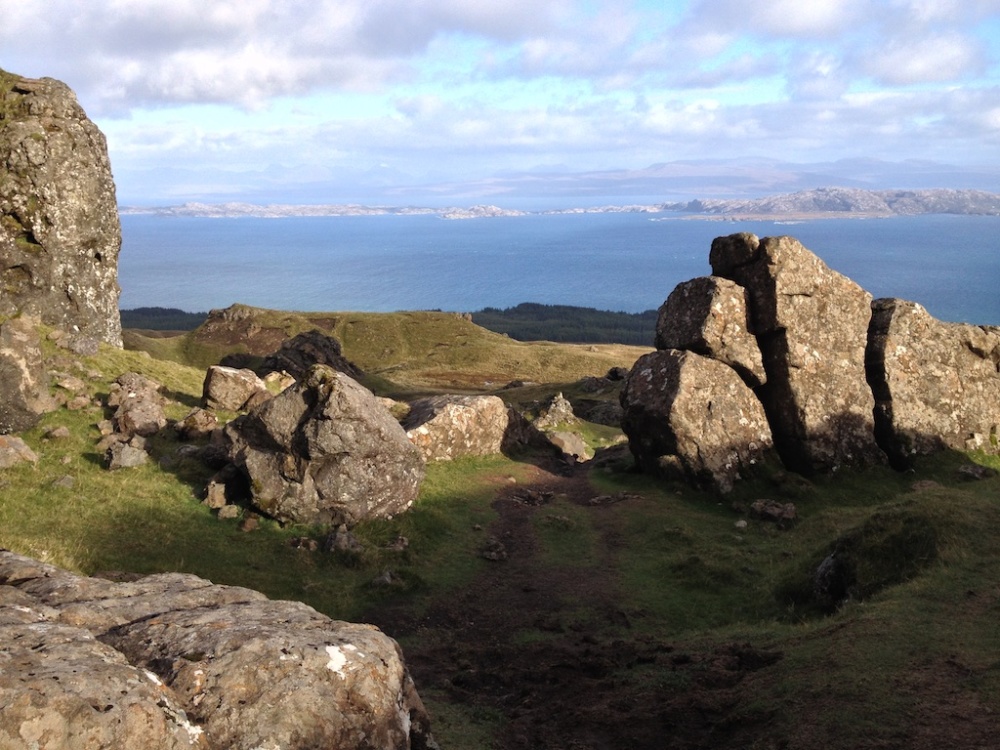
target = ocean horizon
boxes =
[118,212,1000,326]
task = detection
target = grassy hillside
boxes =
[124,305,651,393]
[5,319,1000,748]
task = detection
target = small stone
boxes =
[44,426,72,440]
[217,504,240,520]
[67,395,92,411]
[734,519,748,530]
[203,481,229,509]
[479,536,508,561]
[0,436,41,468]
[238,514,260,533]
[51,475,75,489]
[749,499,798,526]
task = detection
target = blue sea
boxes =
[118,213,1000,326]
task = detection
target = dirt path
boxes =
[366,461,781,749]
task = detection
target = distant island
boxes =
[120,187,1000,220]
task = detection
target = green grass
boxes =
[7,322,1000,748]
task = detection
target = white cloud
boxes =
[864,31,985,84]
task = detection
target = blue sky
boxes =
[2,0,999,206]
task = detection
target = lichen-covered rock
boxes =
[0,71,122,346]
[866,298,1000,467]
[0,315,55,433]
[225,365,425,526]
[202,365,268,411]
[620,349,774,492]
[655,276,766,388]
[0,550,434,750]
[403,394,510,461]
[710,233,882,473]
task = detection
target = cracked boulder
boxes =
[621,349,774,492]
[403,394,510,462]
[710,233,883,473]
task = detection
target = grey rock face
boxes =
[620,349,774,492]
[0,72,122,346]
[655,276,766,388]
[0,315,55,433]
[404,394,510,461]
[0,550,433,750]
[202,365,268,411]
[225,365,426,526]
[710,233,882,473]
[867,298,1000,467]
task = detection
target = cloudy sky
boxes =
[2,0,999,206]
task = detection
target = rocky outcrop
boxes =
[224,365,425,526]
[0,315,55,433]
[202,365,269,411]
[625,232,1000,491]
[866,299,1000,467]
[0,71,122,346]
[403,395,510,462]
[0,550,433,750]
[710,233,882,473]
[621,350,773,492]
[259,329,362,380]
[108,372,167,438]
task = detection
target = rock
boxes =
[749,499,798,526]
[217,504,240,520]
[259,329,363,380]
[225,365,425,526]
[0,73,122,346]
[0,550,433,750]
[0,619,209,750]
[534,392,577,429]
[656,276,766,388]
[104,439,148,470]
[109,372,167,437]
[620,349,774,492]
[479,536,508,561]
[606,366,630,381]
[0,315,56,433]
[957,463,998,481]
[0,434,38,468]
[324,524,365,553]
[572,399,624,427]
[263,369,296,392]
[866,298,1000,467]
[403,394,510,461]
[710,233,883,473]
[176,407,219,441]
[547,431,594,462]
[43,425,71,440]
[202,365,269,411]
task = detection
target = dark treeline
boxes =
[472,303,657,345]
[120,307,208,330]
[120,303,658,345]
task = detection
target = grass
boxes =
[6,319,1000,748]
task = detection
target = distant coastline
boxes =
[120,187,1000,221]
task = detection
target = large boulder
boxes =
[867,298,1000,467]
[0,71,122,346]
[620,349,774,492]
[0,550,433,750]
[0,315,55,433]
[403,394,510,461]
[225,365,425,526]
[655,276,766,388]
[710,233,883,473]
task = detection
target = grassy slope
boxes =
[5,321,1000,748]
[124,306,651,394]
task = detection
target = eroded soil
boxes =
[366,460,782,749]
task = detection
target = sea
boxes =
[118,213,1000,326]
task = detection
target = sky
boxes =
[2,0,999,207]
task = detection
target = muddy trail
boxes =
[365,460,782,749]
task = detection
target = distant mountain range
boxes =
[121,187,1000,220]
